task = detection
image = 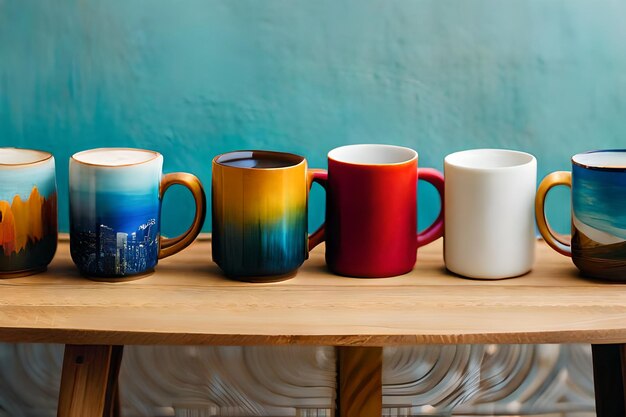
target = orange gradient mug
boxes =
[212,150,327,281]
[0,148,57,277]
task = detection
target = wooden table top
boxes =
[1,236,626,346]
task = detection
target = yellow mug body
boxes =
[212,150,326,280]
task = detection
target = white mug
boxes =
[444,149,537,279]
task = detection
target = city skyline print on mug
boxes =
[70,148,206,280]
[0,148,57,277]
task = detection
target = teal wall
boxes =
[2,0,626,236]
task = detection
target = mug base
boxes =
[577,269,626,283]
[573,253,626,282]
[328,267,414,278]
[446,267,533,280]
[82,268,155,282]
[226,270,297,283]
[0,266,47,279]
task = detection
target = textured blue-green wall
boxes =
[2,0,626,236]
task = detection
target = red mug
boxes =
[319,144,444,277]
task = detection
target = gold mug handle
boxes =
[158,172,207,259]
[535,171,572,257]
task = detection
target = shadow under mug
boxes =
[69,148,206,280]
[324,144,444,278]
[0,148,58,277]
[212,150,326,281]
[536,149,626,281]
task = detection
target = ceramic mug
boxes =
[444,149,537,279]
[0,148,57,277]
[536,150,626,281]
[324,144,444,277]
[69,148,206,279]
[212,150,326,281]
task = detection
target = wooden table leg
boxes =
[57,344,124,417]
[337,346,382,417]
[592,344,626,417]
[103,345,124,417]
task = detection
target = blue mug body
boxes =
[571,150,626,280]
[70,149,162,278]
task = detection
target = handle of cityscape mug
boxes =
[307,169,327,250]
[416,168,445,248]
[158,172,207,259]
[535,171,572,257]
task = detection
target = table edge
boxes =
[2,327,626,345]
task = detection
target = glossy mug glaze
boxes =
[0,148,57,277]
[325,144,444,277]
[212,150,326,281]
[536,150,626,281]
[70,148,206,279]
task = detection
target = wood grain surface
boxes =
[338,347,382,417]
[2,236,626,346]
[57,345,117,417]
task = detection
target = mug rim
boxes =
[572,149,626,171]
[0,147,53,167]
[445,148,536,172]
[71,147,161,167]
[213,149,306,170]
[328,143,417,166]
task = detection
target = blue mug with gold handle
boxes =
[69,148,206,280]
[537,150,626,281]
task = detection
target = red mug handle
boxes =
[416,167,445,248]
[307,169,328,250]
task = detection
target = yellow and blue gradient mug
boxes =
[212,150,326,281]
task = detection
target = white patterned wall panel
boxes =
[382,345,595,415]
[0,344,63,417]
[120,346,336,416]
[0,344,594,416]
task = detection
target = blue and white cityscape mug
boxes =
[69,148,206,279]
